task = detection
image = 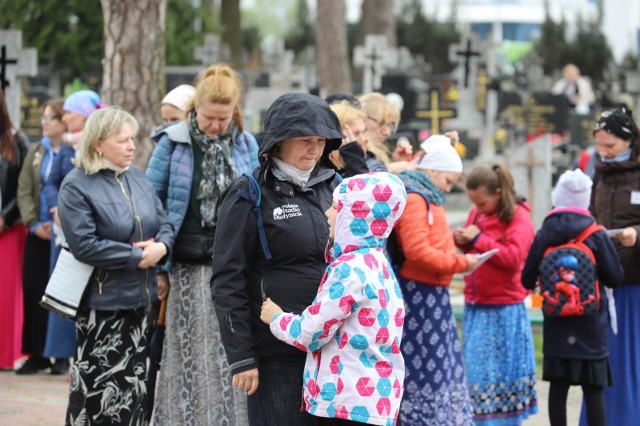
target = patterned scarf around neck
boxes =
[398,170,445,206]
[188,112,237,227]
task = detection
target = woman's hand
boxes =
[444,130,460,146]
[260,298,283,324]
[454,225,480,245]
[135,239,168,269]
[50,207,61,227]
[34,222,52,241]
[392,138,413,162]
[157,272,170,300]
[616,227,638,247]
[465,254,480,272]
[233,369,259,395]
[343,124,356,145]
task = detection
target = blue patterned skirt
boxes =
[579,285,640,426]
[399,280,474,426]
[463,303,538,425]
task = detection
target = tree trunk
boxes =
[220,0,243,67]
[358,0,396,47]
[316,0,351,95]
[101,0,166,170]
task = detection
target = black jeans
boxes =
[247,355,315,426]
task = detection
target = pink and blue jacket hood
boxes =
[269,172,407,425]
[332,172,407,257]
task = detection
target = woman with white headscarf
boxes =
[392,135,479,425]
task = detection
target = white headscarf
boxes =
[414,135,463,172]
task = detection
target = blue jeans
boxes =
[248,355,315,426]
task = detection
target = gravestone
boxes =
[165,65,200,92]
[194,33,229,66]
[449,36,481,88]
[0,30,37,128]
[20,81,54,142]
[414,88,457,134]
[569,112,596,148]
[447,34,484,147]
[353,34,398,93]
[507,134,553,229]
[499,92,569,137]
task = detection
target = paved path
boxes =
[0,361,583,426]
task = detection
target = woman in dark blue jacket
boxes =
[211,93,344,426]
[58,107,173,425]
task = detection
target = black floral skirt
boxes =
[66,308,150,426]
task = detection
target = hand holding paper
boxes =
[463,248,499,275]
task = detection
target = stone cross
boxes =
[262,37,286,73]
[194,33,227,66]
[414,89,457,134]
[353,34,397,93]
[508,134,552,228]
[476,66,490,112]
[0,30,37,128]
[449,37,481,88]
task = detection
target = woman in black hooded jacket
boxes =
[211,93,344,426]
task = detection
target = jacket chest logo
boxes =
[273,204,302,220]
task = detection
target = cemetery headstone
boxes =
[353,34,398,93]
[414,88,457,135]
[449,37,481,88]
[507,134,553,228]
[20,80,53,142]
[0,30,37,128]
[194,33,228,66]
[569,112,596,149]
[447,34,484,144]
[499,92,569,137]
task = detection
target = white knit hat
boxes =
[551,169,593,209]
[161,84,196,112]
[414,135,463,172]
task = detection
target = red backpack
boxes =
[537,224,603,317]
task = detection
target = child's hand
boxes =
[455,225,480,244]
[260,298,283,324]
[465,254,480,272]
[615,227,637,247]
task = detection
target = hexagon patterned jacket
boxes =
[269,172,407,425]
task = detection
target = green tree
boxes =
[532,4,570,76]
[396,0,459,74]
[285,0,314,55]
[532,4,612,86]
[0,0,103,89]
[165,0,220,65]
[220,0,242,66]
[565,23,612,86]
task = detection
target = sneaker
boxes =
[15,356,52,375]
[51,359,70,375]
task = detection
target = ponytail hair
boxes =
[466,163,523,223]
[187,63,244,132]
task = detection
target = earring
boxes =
[98,151,103,157]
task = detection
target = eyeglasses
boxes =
[41,115,60,122]
[367,116,398,133]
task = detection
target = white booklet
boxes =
[463,248,499,275]
[605,228,625,237]
[40,248,94,320]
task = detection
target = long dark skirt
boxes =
[21,232,50,356]
[66,309,150,426]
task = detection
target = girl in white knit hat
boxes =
[521,168,624,426]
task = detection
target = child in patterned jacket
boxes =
[261,172,407,426]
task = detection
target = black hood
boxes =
[259,93,344,165]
